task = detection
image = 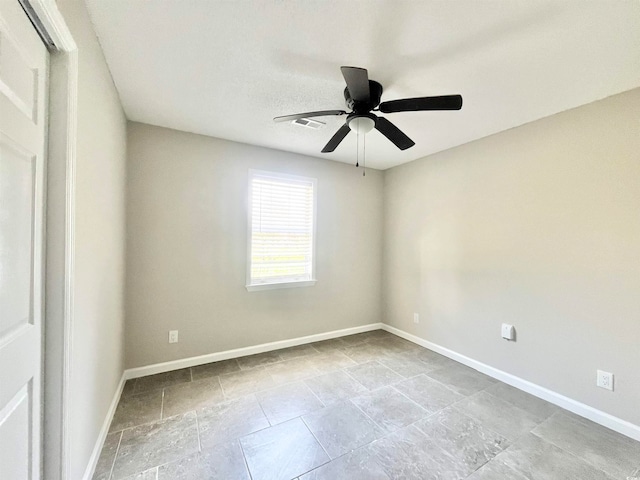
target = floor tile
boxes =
[303,401,385,459]
[157,440,250,479]
[426,364,495,396]
[351,386,428,434]
[339,333,371,346]
[484,382,558,423]
[191,358,240,380]
[377,352,440,378]
[310,338,349,353]
[308,350,357,374]
[369,423,465,479]
[277,344,320,360]
[197,394,269,448]
[256,381,324,425]
[498,433,615,480]
[465,460,528,479]
[237,351,283,370]
[240,418,329,480]
[121,469,157,480]
[121,380,135,397]
[304,370,369,406]
[363,330,396,341]
[162,376,224,418]
[342,343,387,364]
[409,348,457,370]
[300,445,390,480]
[93,431,122,480]
[133,368,191,395]
[414,407,509,475]
[453,391,540,440]
[110,390,162,432]
[345,361,404,390]
[112,412,199,479]
[532,412,640,478]
[101,334,636,480]
[369,337,421,355]
[266,357,321,386]
[394,374,463,414]
[218,366,275,398]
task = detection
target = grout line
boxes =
[300,415,333,461]
[110,407,191,436]
[254,392,273,426]
[238,437,255,480]
[160,389,165,419]
[194,410,202,452]
[389,384,432,415]
[342,367,371,391]
[528,422,622,478]
[348,397,389,434]
[305,381,326,410]
[214,375,224,398]
[107,430,123,480]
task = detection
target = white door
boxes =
[0,1,48,478]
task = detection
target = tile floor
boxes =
[93,330,640,480]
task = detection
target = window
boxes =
[246,170,317,291]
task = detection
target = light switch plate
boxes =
[169,330,179,344]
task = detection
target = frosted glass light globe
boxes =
[348,116,375,134]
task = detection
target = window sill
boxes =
[246,280,317,292]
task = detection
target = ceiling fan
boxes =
[274,66,463,153]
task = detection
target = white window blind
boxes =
[247,170,316,289]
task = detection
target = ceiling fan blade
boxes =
[274,110,347,123]
[321,124,351,153]
[341,66,370,103]
[375,117,415,150]
[379,95,463,113]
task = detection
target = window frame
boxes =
[245,169,318,292]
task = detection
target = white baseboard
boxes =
[83,324,381,477]
[125,323,384,380]
[382,324,640,442]
[82,372,126,480]
[86,319,638,480]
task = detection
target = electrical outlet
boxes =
[596,370,613,391]
[169,330,179,344]
[413,313,419,324]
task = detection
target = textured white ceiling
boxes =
[84,0,640,170]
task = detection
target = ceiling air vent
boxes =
[292,118,325,129]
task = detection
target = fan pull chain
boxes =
[356,131,359,168]
[363,133,366,176]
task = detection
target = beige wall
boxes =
[57,1,127,478]
[383,88,640,425]
[126,123,383,368]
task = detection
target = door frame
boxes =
[19,1,77,478]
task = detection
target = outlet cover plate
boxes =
[501,323,515,341]
[169,330,179,344]
[596,370,613,391]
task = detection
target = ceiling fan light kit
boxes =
[348,115,375,134]
[274,66,463,154]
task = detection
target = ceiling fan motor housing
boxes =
[344,80,383,113]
